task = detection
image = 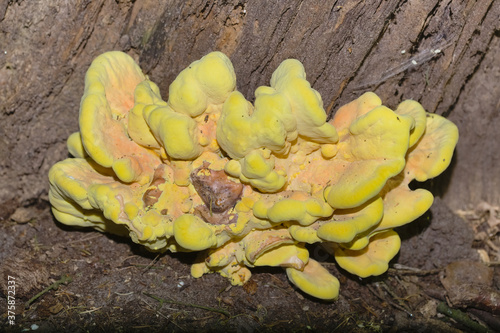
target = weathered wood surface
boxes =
[0,0,498,217]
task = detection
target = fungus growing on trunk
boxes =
[49,51,458,300]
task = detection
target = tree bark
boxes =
[0,0,498,217]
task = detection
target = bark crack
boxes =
[409,0,441,54]
[259,0,303,75]
[441,29,497,118]
[326,0,403,116]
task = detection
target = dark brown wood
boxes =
[0,0,498,212]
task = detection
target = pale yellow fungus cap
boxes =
[217,91,296,159]
[252,243,309,269]
[66,132,87,158]
[330,91,382,130]
[127,80,167,149]
[288,224,322,244]
[173,214,217,251]
[79,51,160,184]
[241,229,309,270]
[145,105,202,160]
[253,194,334,226]
[374,110,458,234]
[168,51,236,117]
[286,259,340,300]
[335,229,401,278]
[326,100,414,209]
[48,157,131,236]
[225,149,286,193]
[394,100,427,147]
[376,173,434,233]
[270,59,338,143]
[317,196,383,243]
[406,113,459,182]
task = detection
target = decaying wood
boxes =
[0,0,498,213]
[190,163,243,214]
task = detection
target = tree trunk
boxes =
[1,0,498,216]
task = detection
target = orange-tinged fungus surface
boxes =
[49,51,458,300]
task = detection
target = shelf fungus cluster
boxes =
[49,51,458,300]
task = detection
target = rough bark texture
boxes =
[1,0,499,215]
[1,0,499,213]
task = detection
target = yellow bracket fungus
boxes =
[333,229,401,278]
[49,51,458,301]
